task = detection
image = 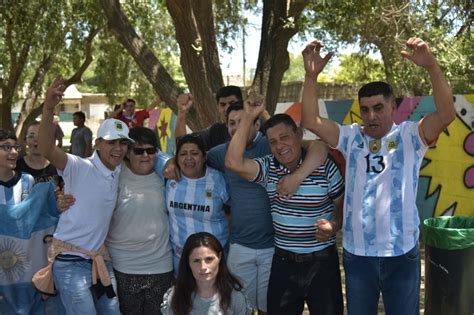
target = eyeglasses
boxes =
[0,144,22,152]
[26,134,38,139]
[132,147,156,155]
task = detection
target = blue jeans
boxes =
[343,245,420,315]
[53,258,120,315]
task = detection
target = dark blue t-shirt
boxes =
[207,132,274,249]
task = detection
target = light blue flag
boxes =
[0,181,59,315]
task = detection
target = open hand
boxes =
[277,173,301,199]
[163,157,180,181]
[302,40,333,78]
[44,76,66,111]
[245,90,265,120]
[401,37,436,69]
[56,192,75,213]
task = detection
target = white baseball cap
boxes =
[97,119,134,142]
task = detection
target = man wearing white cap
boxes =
[38,77,133,314]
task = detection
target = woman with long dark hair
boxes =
[161,232,251,315]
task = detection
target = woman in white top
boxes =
[161,232,252,315]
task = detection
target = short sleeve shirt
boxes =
[117,109,149,128]
[337,122,428,257]
[70,126,93,158]
[55,152,121,253]
[166,167,229,256]
[207,132,274,249]
[254,153,344,253]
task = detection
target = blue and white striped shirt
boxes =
[254,154,344,253]
[166,167,229,257]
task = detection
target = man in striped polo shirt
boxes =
[226,102,345,315]
[301,38,455,315]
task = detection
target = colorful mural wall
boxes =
[148,95,473,220]
[147,107,177,154]
[283,95,474,220]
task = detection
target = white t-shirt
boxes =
[106,164,173,274]
[55,152,120,254]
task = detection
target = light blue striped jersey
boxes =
[166,167,229,258]
[337,122,428,257]
[0,172,33,205]
[254,154,344,253]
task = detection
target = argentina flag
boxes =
[0,180,59,315]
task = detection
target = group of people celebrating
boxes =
[0,37,454,315]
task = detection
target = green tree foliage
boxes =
[282,53,306,82]
[85,1,184,108]
[332,54,385,84]
[301,0,472,95]
[283,52,333,83]
[1,0,104,131]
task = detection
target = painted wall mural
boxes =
[147,107,177,154]
[282,95,474,221]
[149,95,473,220]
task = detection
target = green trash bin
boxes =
[423,216,474,315]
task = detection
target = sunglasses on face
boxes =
[132,147,156,155]
[0,144,22,152]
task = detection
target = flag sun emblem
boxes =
[0,239,30,282]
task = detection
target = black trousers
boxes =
[266,245,343,315]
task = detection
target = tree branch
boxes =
[64,27,100,86]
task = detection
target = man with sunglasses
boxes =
[38,77,134,314]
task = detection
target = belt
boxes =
[274,245,336,263]
[56,254,92,262]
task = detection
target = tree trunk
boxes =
[15,28,99,143]
[99,0,189,126]
[252,0,309,115]
[166,0,224,130]
[1,24,32,130]
[15,54,54,142]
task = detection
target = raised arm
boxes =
[225,99,262,180]
[400,37,455,144]
[39,77,68,171]
[277,140,328,198]
[301,40,340,147]
[108,103,124,119]
[174,93,193,140]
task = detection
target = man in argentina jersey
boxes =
[226,102,345,315]
[0,128,60,315]
[301,38,455,315]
